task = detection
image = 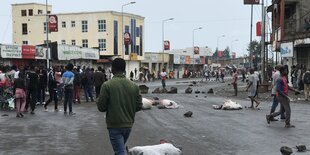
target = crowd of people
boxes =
[0,64,108,117]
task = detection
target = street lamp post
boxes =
[192,27,202,71]
[230,39,238,65]
[46,0,49,70]
[216,35,225,64]
[122,1,136,59]
[162,18,174,71]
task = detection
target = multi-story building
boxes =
[11,3,145,75]
[269,0,310,69]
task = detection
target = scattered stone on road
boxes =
[185,87,193,94]
[184,111,193,117]
[139,85,149,94]
[296,144,307,152]
[280,146,293,155]
[167,87,178,94]
[207,88,214,94]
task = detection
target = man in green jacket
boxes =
[97,58,142,155]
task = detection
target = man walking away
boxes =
[97,58,142,155]
[246,68,260,108]
[266,66,294,128]
[93,66,106,98]
[73,67,81,104]
[160,69,167,89]
[27,66,39,114]
[232,68,238,96]
[269,65,285,121]
[62,63,75,115]
[303,68,310,101]
[82,68,94,102]
[44,67,58,112]
[130,71,134,81]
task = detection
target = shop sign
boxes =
[280,42,293,58]
[22,45,35,59]
[185,56,191,64]
[124,32,131,45]
[0,44,22,58]
[35,46,47,59]
[180,55,186,64]
[81,48,99,60]
[58,45,82,60]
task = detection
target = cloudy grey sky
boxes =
[0,0,269,57]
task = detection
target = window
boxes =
[98,20,106,32]
[38,10,43,15]
[125,25,129,33]
[62,21,66,28]
[28,9,33,16]
[136,27,140,37]
[47,11,51,14]
[114,20,118,55]
[21,10,27,16]
[61,40,66,44]
[82,39,88,48]
[82,20,88,32]
[44,22,47,33]
[22,23,28,35]
[71,21,75,27]
[98,39,106,51]
[22,41,28,45]
[71,40,76,45]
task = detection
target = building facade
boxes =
[269,0,310,69]
[11,3,145,77]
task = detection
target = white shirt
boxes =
[160,72,167,79]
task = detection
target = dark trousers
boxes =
[270,95,285,118]
[108,128,131,155]
[161,79,166,88]
[64,88,73,112]
[270,95,291,125]
[37,86,46,104]
[95,86,101,98]
[233,83,237,96]
[83,85,94,102]
[28,89,37,111]
[44,89,58,110]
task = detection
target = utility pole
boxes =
[249,4,253,68]
[46,0,49,70]
[261,0,266,83]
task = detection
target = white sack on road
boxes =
[128,143,182,155]
[160,99,179,109]
[142,98,154,110]
[222,100,242,110]
[212,100,242,110]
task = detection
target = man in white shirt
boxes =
[160,69,167,89]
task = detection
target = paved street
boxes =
[0,78,309,155]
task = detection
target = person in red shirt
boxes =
[266,66,294,128]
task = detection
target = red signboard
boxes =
[22,45,36,59]
[218,50,223,58]
[244,0,260,5]
[124,32,131,45]
[256,22,262,36]
[232,52,236,59]
[164,41,170,50]
[48,15,58,32]
[194,46,199,54]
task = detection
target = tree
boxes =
[247,40,261,68]
[223,46,231,59]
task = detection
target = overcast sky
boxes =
[0,0,269,57]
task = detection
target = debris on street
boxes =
[128,143,182,155]
[184,111,193,117]
[212,100,242,110]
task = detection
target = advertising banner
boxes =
[194,46,199,54]
[200,56,205,64]
[280,42,293,58]
[185,56,191,64]
[58,45,82,60]
[0,44,22,58]
[22,45,36,59]
[180,55,185,64]
[124,32,131,45]
[173,55,180,64]
[218,50,223,58]
[256,22,262,36]
[244,0,260,5]
[164,41,170,50]
[35,46,47,59]
[48,15,58,32]
[81,48,99,60]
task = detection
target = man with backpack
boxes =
[303,68,310,101]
